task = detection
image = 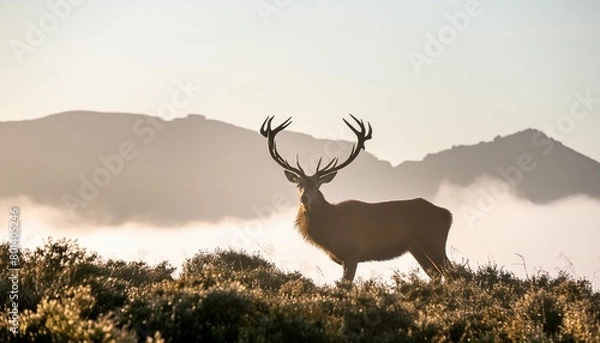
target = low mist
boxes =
[2,179,599,289]
[436,179,600,288]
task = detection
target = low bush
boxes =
[1,239,598,342]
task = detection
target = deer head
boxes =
[260,115,372,210]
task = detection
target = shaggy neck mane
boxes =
[294,191,331,246]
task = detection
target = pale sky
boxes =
[1,0,599,165]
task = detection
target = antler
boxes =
[260,114,372,179]
[260,116,307,177]
[314,114,372,178]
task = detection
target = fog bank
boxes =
[2,183,599,288]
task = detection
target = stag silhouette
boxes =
[260,115,452,282]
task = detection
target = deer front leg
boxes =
[342,259,358,282]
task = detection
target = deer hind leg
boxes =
[342,259,358,282]
[410,245,448,278]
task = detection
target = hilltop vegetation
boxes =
[1,239,599,342]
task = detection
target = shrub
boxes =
[3,285,137,343]
[180,249,315,292]
[1,239,599,342]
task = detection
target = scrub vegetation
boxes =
[1,239,599,342]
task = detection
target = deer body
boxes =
[260,115,452,282]
[295,194,452,281]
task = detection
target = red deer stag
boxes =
[260,115,452,282]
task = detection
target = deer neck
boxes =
[295,191,332,244]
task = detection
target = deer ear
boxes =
[284,170,300,183]
[319,172,337,184]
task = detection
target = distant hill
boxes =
[1,111,599,226]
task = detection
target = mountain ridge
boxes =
[1,111,599,226]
